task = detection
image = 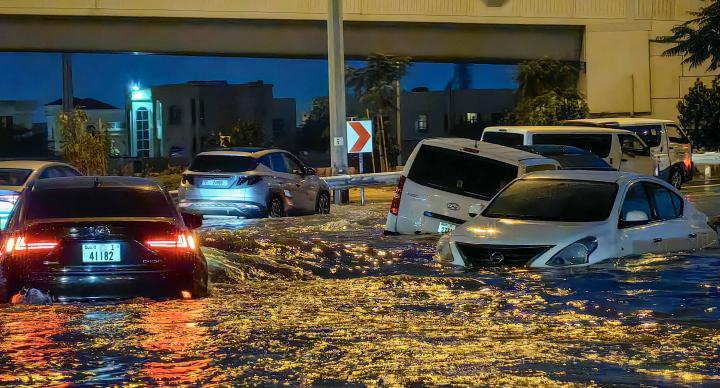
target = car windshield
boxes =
[26,188,176,219]
[0,168,32,186]
[189,155,258,173]
[483,179,618,222]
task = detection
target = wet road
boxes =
[1,187,719,386]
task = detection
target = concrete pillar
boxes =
[61,53,73,113]
[327,0,349,203]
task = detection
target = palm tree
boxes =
[659,1,720,71]
[515,57,579,99]
[346,53,411,171]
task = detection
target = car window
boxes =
[620,125,662,147]
[269,153,288,173]
[620,183,652,225]
[26,188,176,219]
[0,168,32,186]
[619,134,649,156]
[532,134,613,158]
[283,154,304,175]
[60,167,81,177]
[258,155,273,170]
[665,124,690,144]
[408,144,519,200]
[39,167,65,179]
[646,183,683,220]
[189,155,258,173]
[482,131,524,147]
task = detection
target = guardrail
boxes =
[322,171,402,190]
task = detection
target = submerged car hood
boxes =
[451,216,606,246]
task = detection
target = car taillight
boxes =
[390,176,406,216]
[237,175,262,186]
[146,234,197,251]
[4,235,58,254]
[181,175,195,185]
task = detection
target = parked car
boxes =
[513,145,614,171]
[384,138,561,235]
[564,118,693,188]
[178,148,331,218]
[481,126,655,178]
[443,170,717,268]
[0,176,207,302]
[0,161,81,230]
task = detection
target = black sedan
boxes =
[0,176,208,302]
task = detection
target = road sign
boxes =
[346,120,373,154]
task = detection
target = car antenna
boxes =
[93,177,101,188]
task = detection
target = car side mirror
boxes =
[621,210,649,228]
[468,203,486,218]
[181,212,203,229]
[304,167,316,176]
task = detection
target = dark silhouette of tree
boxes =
[659,1,720,72]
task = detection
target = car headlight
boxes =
[545,236,598,266]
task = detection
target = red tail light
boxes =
[146,234,197,251]
[390,176,407,216]
[4,235,58,254]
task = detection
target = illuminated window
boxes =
[466,112,478,124]
[415,114,428,133]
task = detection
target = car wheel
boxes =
[180,264,208,299]
[670,167,683,190]
[0,278,19,303]
[316,192,331,214]
[268,196,284,218]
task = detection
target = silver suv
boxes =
[178,148,331,218]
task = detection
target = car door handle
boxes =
[653,238,663,244]
[689,233,698,239]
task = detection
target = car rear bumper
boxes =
[178,199,267,218]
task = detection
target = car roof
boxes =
[31,176,161,191]
[421,137,555,164]
[565,118,674,126]
[520,170,654,185]
[0,160,69,170]
[196,148,287,158]
[484,125,633,134]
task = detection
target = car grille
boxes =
[456,243,554,267]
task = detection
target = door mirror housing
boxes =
[468,203,486,218]
[620,210,650,228]
[181,212,203,229]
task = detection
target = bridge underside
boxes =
[0,16,582,63]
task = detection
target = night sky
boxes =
[0,52,518,124]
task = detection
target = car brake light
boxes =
[146,234,197,251]
[4,235,57,253]
[237,175,262,186]
[390,176,407,216]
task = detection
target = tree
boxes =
[511,58,588,125]
[346,53,412,171]
[57,109,110,175]
[205,120,263,150]
[678,78,720,147]
[659,1,720,72]
[298,97,330,150]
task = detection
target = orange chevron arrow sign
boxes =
[346,120,374,154]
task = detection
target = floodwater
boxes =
[1,190,719,386]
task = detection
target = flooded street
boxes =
[1,192,720,386]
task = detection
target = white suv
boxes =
[564,118,693,188]
[384,138,560,235]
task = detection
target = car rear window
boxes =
[26,188,176,219]
[408,144,519,200]
[0,168,32,186]
[532,134,613,158]
[189,155,258,173]
[482,131,524,147]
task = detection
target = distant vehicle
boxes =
[513,145,614,171]
[564,118,693,189]
[0,176,208,302]
[384,138,561,235]
[178,148,331,218]
[481,126,656,179]
[0,161,81,230]
[443,170,717,268]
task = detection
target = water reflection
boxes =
[0,203,718,385]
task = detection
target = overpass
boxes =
[0,0,715,119]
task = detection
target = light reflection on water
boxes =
[0,203,719,386]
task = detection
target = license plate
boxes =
[202,179,228,187]
[82,243,121,263]
[438,222,456,234]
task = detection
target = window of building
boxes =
[272,119,285,138]
[199,99,205,126]
[466,112,478,124]
[0,116,13,130]
[135,107,150,157]
[190,99,196,126]
[415,114,428,133]
[168,105,182,125]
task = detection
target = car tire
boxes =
[670,167,683,190]
[0,277,19,303]
[181,264,208,299]
[268,196,284,218]
[316,192,331,214]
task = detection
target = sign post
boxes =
[346,120,374,206]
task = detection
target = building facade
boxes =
[0,100,36,131]
[44,97,126,155]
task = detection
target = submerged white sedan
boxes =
[443,171,718,268]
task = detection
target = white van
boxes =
[481,126,655,178]
[384,138,560,235]
[564,118,693,188]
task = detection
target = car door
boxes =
[618,134,656,176]
[644,182,693,252]
[664,123,692,170]
[267,152,305,214]
[282,153,316,212]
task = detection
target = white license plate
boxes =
[82,243,121,263]
[203,179,228,187]
[438,222,456,234]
